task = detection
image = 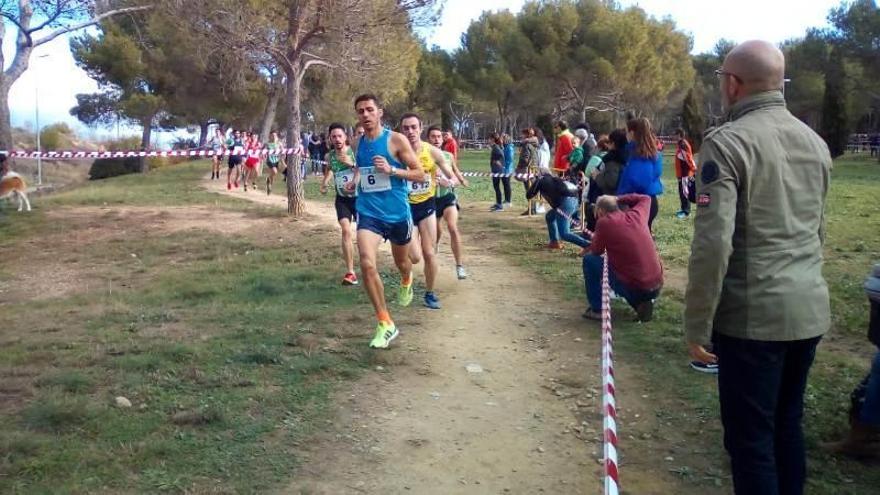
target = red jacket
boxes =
[589,194,663,291]
[674,139,696,178]
[442,138,458,159]
[553,130,574,171]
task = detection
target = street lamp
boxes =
[34,53,49,186]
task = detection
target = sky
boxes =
[5,0,843,139]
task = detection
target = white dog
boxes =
[0,171,31,212]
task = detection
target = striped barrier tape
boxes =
[2,149,570,180]
[0,148,303,159]
[601,253,620,495]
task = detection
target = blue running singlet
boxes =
[355,128,411,223]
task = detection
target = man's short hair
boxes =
[556,120,568,131]
[328,123,346,134]
[595,195,619,214]
[427,125,442,135]
[675,128,686,137]
[354,93,381,108]
[399,112,421,126]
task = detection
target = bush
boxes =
[89,157,143,180]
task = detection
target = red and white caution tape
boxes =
[601,253,620,495]
[0,148,303,159]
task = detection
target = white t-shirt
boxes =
[538,141,551,171]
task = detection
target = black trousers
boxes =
[677,179,691,214]
[493,176,511,205]
[716,334,822,495]
[648,195,658,231]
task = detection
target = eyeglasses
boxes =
[715,68,743,84]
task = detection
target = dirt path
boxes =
[203,177,706,494]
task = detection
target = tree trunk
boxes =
[260,75,283,142]
[284,68,305,217]
[0,81,12,151]
[140,115,153,173]
[198,120,210,147]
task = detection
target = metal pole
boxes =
[35,84,42,185]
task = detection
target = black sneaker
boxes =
[635,300,654,322]
[582,309,602,321]
[690,361,719,374]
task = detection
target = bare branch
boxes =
[33,5,152,47]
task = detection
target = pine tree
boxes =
[820,46,849,158]
[681,88,706,151]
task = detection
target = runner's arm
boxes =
[320,153,332,194]
[430,145,456,183]
[386,132,426,182]
[449,154,469,187]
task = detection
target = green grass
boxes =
[0,162,375,493]
[467,152,880,494]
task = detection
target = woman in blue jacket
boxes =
[617,117,663,231]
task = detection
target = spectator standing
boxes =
[502,134,515,208]
[526,173,588,250]
[581,194,662,321]
[489,134,509,211]
[515,128,539,215]
[442,130,459,160]
[552,121,575,175]
[674,128,697,219]
[575,122,598,152]
[685,40,832,495]
[535,128,551,174]
[617,118,663,231]
[587,130,628,232]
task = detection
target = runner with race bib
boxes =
[399,113,458,309]
[352,94,426,349]
[427,125,470,280]
[320,123,360,286]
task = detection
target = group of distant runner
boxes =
[208,128,283,194]
[213,94,471,349]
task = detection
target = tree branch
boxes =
[33,5,152,48]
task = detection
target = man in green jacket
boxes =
[684,40,832,495]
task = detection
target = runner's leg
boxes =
[392,241,414,286]
[444,206,464,267]
[358,229,389,319]
[340,217,355,275]
[419,215,439,292]
[409,226,423,265]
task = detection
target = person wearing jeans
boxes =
[580,194,663,321]
[825,264,880,459]
[582,253,659,315]
[546,196,589,248]
[685,42,832,495]
[526,173,587,249]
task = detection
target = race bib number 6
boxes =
[359,167,392,193]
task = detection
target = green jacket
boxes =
[684,91,832,345]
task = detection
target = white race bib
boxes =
[335,169,355,190]
[359,167,392,193]
[409,177,432,196]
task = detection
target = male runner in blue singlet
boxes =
[353,94,426,349]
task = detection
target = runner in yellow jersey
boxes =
[399,113,457,309]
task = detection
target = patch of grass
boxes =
[480,152,880,493]
[21,396,96,433]
[35,371,93,393]
[0,160,376,493]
